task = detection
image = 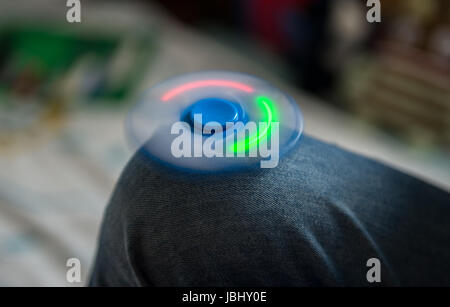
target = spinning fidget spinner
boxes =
[126,71,303,172]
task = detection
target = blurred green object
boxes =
[0,23,155,103]
[0,22,155,150]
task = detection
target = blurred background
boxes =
[0,0,448,286]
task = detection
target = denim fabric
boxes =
[89,135,450,286]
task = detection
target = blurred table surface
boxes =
[0,0,448,286]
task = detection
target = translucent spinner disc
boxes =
[126,71,303,172]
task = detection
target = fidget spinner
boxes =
[126,71,303,172]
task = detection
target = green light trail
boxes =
[229,96,278,154]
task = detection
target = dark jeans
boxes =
[89,135,450,286]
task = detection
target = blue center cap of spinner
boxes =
[189,98,240,129]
